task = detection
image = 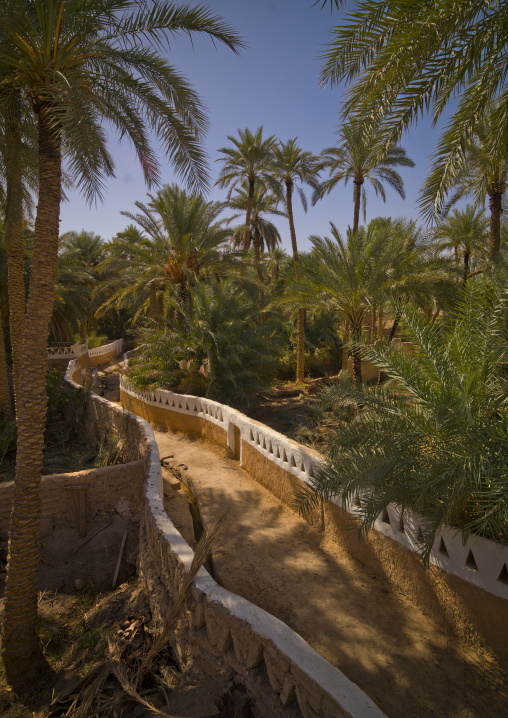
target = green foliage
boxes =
[128,278,282,408]
[320,1,508,173]
[298,278,508,559]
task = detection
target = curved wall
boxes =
[65,360,386,718]
[120,377,508,655]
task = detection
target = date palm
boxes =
[420,111,508,262]
[432,206,489,283]
[216,127,277,251]
[270,139,320,381]
[0,0,242,675]
[101,185,231,323]
[319,1,508,178]
[312,121,414,233]
[297,279,508,561]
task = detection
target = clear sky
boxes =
[59,0,444,253]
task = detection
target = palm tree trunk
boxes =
[488,184,505,262]
[243,178,255,252]
[353,179,362,233]
[2,104,62,679]
[462,250,470,285]
[377,313,400,386]
[286,182,299,261]
[0,318,12,419]
[377,310,384,340]
[149,283,157,318]
[287,181,305,383]
[253,226,265,305]
[4,95,26,413]
[351,325,362,384]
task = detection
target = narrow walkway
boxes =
[153,428,507,718]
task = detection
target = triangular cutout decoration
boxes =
[300,460,305,472]
[465,549,478,571]
[290,455,297,468]
[249,429,254,441]
[399,514,405,533]
[497,564,508,585]
[381,508,390,525]
[308,466,314,479]
[194,405,198,412]
[438,537,449,558]
[282,449,288,463]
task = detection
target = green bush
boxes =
[298,278,508,559]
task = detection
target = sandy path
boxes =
[151,427,508,718]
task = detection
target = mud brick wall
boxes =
[120,377,508,656]
[0,460,145,541]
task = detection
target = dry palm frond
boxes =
[49,513,226,718]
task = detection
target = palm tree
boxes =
[101,185,232,324]
[0,0,242,676]
[420,111,508,262]
[216,127,277,251]
[297,279,508,561]
[432,206,489,283]
[226,184,284,290]
[285,218,448,383]
[286,223,389,383]
[319,1,508,178]
[59,231,105,334]
[312,121,414,233]
[1,91,37,411]
[270,139,320,382]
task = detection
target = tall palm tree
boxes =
[1,90,37,411]
[421,110,508,262]
[432,206,489,283]
[216,127,277,251]
[227,184,284,277]
[270,139,320,382]
[0,0,242,676]
[312,121,415,233]
[319,1,508,187]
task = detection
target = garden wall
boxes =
[120,378,508,655]
[63,362,386,717]
[0,460,144,542]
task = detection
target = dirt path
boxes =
[153,428,507,718]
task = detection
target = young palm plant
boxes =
[299,279,508,561]
[0,0,242,675]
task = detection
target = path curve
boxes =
[153,427,507,718]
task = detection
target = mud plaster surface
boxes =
[154,427,508,718]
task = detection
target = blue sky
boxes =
[59,0,444,253]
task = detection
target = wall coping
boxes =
[119,376,508,602]
[65,360,386,717]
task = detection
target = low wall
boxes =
[62,366,387,716]
[120,378,508,655]
[0,461,144,542]
[88,338,123,368]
